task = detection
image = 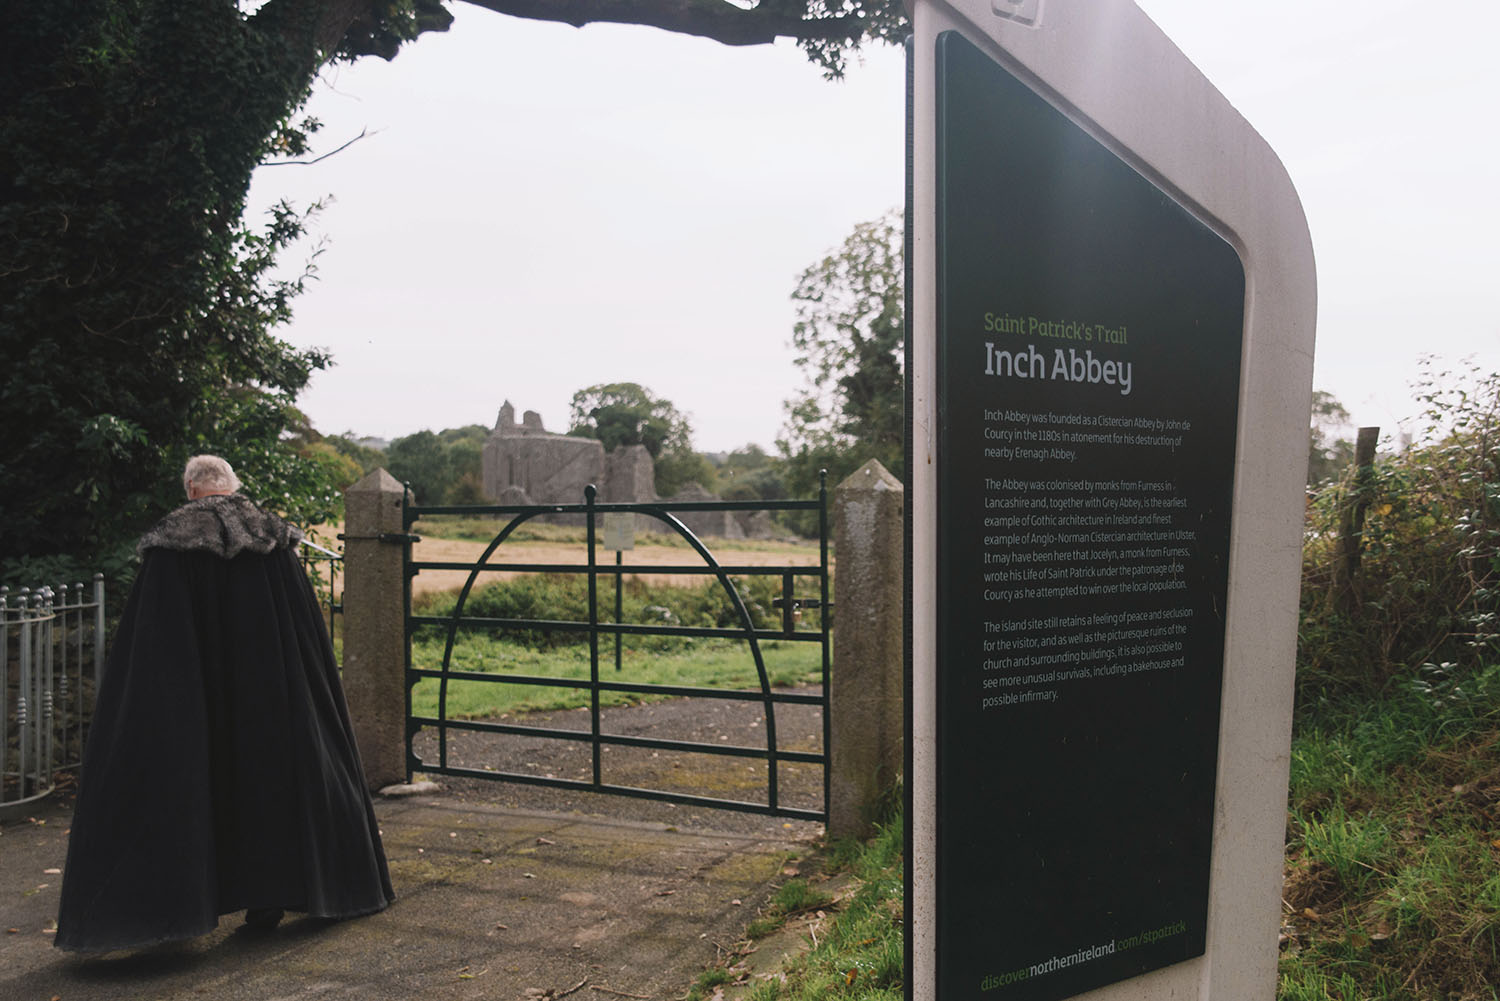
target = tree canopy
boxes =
[385,425,489,505]
[0,0,905,574]
[454,0,903,76]
[713,444,787,502]
[778,210,904,496]
[1308,390,1356,486]
[567,382,711,496]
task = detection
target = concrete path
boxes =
[1,791,814,1001]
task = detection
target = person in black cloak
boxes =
[55,455,394,952]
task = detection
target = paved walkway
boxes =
[1,790,815,1001]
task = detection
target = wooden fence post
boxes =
[1335,426,1380,615]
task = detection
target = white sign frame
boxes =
[907,2,1317,999]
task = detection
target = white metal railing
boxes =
[1,576,105,818]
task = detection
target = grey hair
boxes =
[182,455,242,497]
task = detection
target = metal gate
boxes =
[401,480,831,821]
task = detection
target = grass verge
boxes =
[1279,662,1500,1000]
[688,809,904,1001]
[677,659,1500,1001]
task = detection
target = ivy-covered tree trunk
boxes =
[0,2,389,561]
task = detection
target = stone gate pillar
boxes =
[829,459,904,839]
[341,468,408,791]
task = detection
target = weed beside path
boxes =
[684,810,904,1001]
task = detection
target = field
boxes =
[401,517,829,719]
[407,520,823,597]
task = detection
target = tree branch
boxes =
[261,127,375,166]
[250,0,374,63]
[459,0,863,46]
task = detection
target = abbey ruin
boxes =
[481,402,770,539]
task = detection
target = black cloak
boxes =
[55,494,394,952]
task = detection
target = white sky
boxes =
[247,0,1499,453]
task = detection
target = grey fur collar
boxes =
[137,494,303,559]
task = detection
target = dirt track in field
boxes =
[406,536,825,597]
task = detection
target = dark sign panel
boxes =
[932,30,1245,1000]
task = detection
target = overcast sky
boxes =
[246,0,1499,453]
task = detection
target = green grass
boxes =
[410,635,824,718]
[686,966,739,1000]
[685,803,903,1001]
[1279,662,1500,1000]
[743,878,838,939]
[738,812,905,1001]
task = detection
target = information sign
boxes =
[931,29,1245,999]
[908,6,1315,1000]
[603,513,635,552]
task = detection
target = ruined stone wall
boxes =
[480,400,771,539]
[481,402,606,507]
[601,444,656,504]
[660,483,733,539]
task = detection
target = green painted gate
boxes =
[401,481,831,821]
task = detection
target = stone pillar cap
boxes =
[347,467,405,495]
[838,459,902,492]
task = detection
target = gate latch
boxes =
[772,596,829,635]
[379,532,422,545]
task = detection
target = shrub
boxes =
[411,572,813,651]
[1298,360,1498,703]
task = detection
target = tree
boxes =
[0,1,904,570]
[385,432,451,505]
[714,444,788,501]
[1308,390,1356,486]
[437,424,490,504]
[1,5,349,566]
[569,382,690,456]
[385,424,488,505]
[326,433,390,480]
[567,382,710,496]
[778,210,904,497]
